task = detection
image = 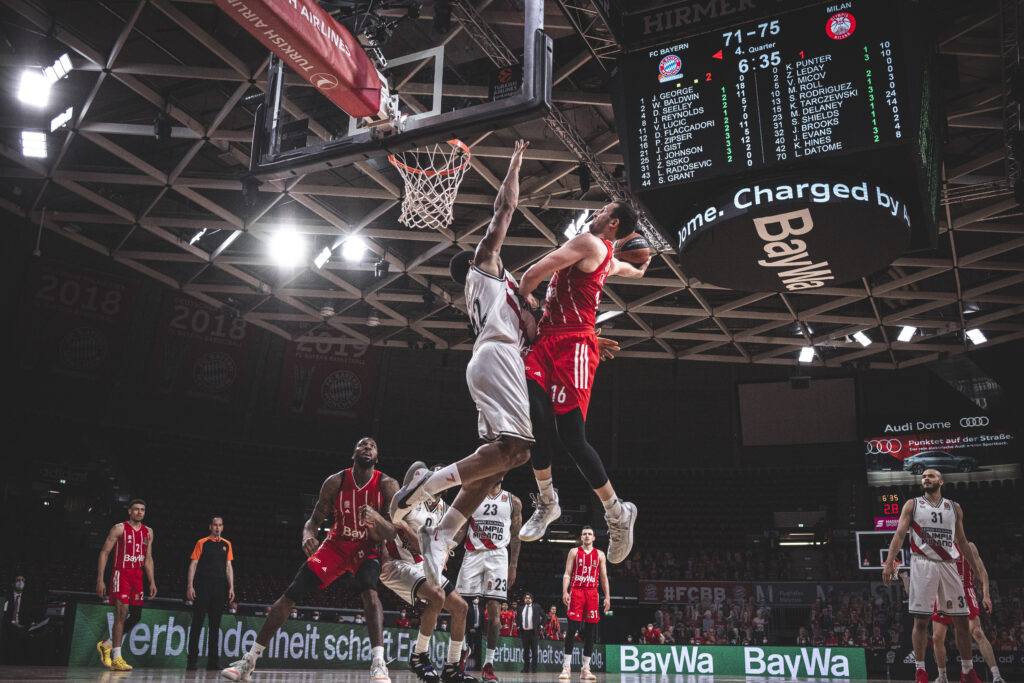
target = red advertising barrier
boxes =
[215,0,381,117]
[277,334,377,422]
[19,260,136,380]
[147,293,255,404]
[639,580,753,604]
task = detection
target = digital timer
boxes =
[875,489,903,518]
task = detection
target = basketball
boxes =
[613,232,651,264]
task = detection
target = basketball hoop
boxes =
[388,139,471,231]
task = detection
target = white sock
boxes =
[991,666,1001,679]
[249,643,265,660]
[485,648,495,665]
[938,667,946,677]
[447,640,463,665]
[583,656,591,670]
[426,464,461,496]
[437,508,468,542]
[112,647,122,660]
[416,633,431,654]
[372,645,385,663]
[563,652,572,667]
[537,477,555,501]
[962,660,974,672]
[102,638,112,647]
[602,496,623,518]
[916,661,926,670]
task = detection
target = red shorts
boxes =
[109,568,144,606]
[307,538,379,588]
[932,587,980,624]
[524,331,599,419]
[567,587,600,623]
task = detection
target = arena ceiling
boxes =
[1,0,1022,369]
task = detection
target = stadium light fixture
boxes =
[897,326,916,342]
[269,227,306,267]
[314,246,332,269]
[342,236,367,262]
[853,331,872,347]
[595,310,623,324]
[966,329,987,345]
[798,346,815,363]
[43,53,73,84]
[21,131,47,158]
[189,228,208,246]
[564,210,590,240]
[17,69,50,107]
[50,106,73,132]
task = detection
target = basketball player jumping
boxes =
[560,526,609,681]
[454,479,522,681]
[516,201,651,563]
[384,463,477,683]
[95,498,156,671]
[883,468,981,683]
[929,542,1003,683]
[222,437,398,683]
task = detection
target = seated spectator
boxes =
[870,626,886,651]
[642,623,664,644]
[395,609,411,629]
[796,627,810,646]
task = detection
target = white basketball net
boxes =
[389,139,471,231]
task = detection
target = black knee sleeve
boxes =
[554,410,609,490]
[528,381,557,471]
[124,605,143,633]
[284,564,321,602]
[355,558,382,592]
[582,622,595,657]
[564,621,581,654]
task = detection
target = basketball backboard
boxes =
[855,531,909,571]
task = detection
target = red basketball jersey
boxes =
[571,547,600,589]
[955,545,974,588]
[538,239,613,334]
[328,468,383,543]
[113,522,150,570]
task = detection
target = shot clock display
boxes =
[876,490,903,518]
[618,0,909,190]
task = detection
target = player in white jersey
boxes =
[454,480,522,681]
[883,469,982,683]
[386,463,477,683]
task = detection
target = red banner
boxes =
[147,292,255,404]
[19,260,136,380]
[277,334,376,421]
[638,580,753,604]
[215,0,381,117]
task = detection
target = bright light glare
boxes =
[21,131,47,158]
[595,310,623,324]
[853,331,872,347]
[43,54,73,84]
[342,236,367,262]
[966,329,987,345]
[17,69,50,107]
[564,210,590,240]
[798,347,815,363]
[50,106,73,132]
[314,246,332,269]
[269,228,306,267]
[897,326,916,342]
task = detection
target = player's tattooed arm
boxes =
[144,529,157,598]
[508,494,522,587]
[370,475,399,542]
[303,473,342,557]
[882,500,915,586]
[476,140,529,276]
[96,523,123,599]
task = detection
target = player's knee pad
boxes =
[356,558,382,593]
[283,564,321,603]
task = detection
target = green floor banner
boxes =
[608,644,866,678]
[69,604,449,669]
[487,636,605,672]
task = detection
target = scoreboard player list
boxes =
[621,1,908,191]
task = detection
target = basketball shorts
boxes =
[381,559,452,606]
[455,547,509,601]
[109,568,144,606]
[524,331,599,419]
[307,538,379,588]
[932,586,980,624]
[467,341,533,442]
[567,587,600,623]
[909,555,968,616]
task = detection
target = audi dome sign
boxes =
[863,415,1019,486]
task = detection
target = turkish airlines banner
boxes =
[19,259,136,380]
[277,334,377,422]
[639,580,752,604]
[147,292,256,405]
[215,0,381,117]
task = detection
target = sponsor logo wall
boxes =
[489,636,604,672]
[277,334,377,421]
[608,645,866,678]
[641,579,873,607]
[639,580,751,605]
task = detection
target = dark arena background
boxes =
[1,0,1023,682]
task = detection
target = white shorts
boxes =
[467,342,533,443]
[909,554,968,616]
[381,559,451,606]
[455,547,509,602]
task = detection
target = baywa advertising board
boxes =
[608,645,866,678]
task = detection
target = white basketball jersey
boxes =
[465,266,527,352]
[386,500,446,563]
[910,496,960,562]
[465,490,513,551]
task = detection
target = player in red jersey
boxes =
[221,437,398,683]
[516,201,650,563]
[95,498,156,671]
[930,542,1002,683]
[559,527,609,681]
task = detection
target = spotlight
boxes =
[314,246,332,269]
[798,347,815,363]
[342,236,367,262]
[965,329,987,345]
[17,69,50,107]
[596,310,623,324]
[853,331,872,347]
[268,228,306,267]
[897,326,917,342]
[367,311,381,327]
[189,228,208,246]
[50,106,73,132]
[563,210,590,240]
[21,131,47,158]
[43,53,72,84]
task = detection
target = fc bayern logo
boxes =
[826,12,856,40]
[659,54,682,78]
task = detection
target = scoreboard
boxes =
[620,1,908,190]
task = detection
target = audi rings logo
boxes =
[866,439,902,454]
[960,416,989,427]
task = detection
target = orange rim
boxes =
[388,139,471,177]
